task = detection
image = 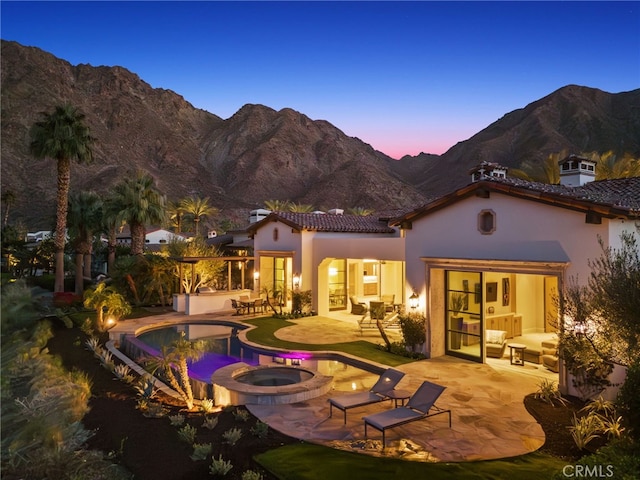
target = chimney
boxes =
[558,155,596,187]
[469,161,508,182]
[327,209,344,215]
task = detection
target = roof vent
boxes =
[558,155,596,187]
[327,209,344,215]
[469,161,508,182]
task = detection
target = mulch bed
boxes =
[47,323,589,479]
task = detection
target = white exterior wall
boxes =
[405,193,620,293]
[253,219,403,314]
[145,229,185,244]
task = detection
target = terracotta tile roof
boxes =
[487,176,640,213]
[391,176,640,225]
[250,211,397,234]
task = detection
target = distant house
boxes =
[116,226,190,250]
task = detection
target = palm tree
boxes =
[166,199,185,233]
[102,193,124,274]
[1,189,16,227]
[180,196,217,237]
[288,202,314,213]
[67,191,103,296]
[144,335,206,410]
[112,171,166,255]
[83,282,131,332]
[263,199,291,212]
[510,151,565,184]
[30,104,94,292]
[347,206,374,216]
[589,151,640,179]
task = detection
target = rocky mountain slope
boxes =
[2,40,638,229]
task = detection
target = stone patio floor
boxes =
[109,310,549,462]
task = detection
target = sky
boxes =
[2,1,639,159]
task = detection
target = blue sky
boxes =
[2,1,639,158]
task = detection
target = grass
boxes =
[242,317,414,366]
[255,443,567,480]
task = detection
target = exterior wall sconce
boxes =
[293,273,300,290]
[253,271,260,280]
[409,292,419,309]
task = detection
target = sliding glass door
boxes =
[445,271,483,362]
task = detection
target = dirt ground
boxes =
[46,324,586,480]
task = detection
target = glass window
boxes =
[446,271,483,362]
[328,259,347,310]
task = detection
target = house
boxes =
[248,156,639,396]
[116,226,190,250]
[248,210,405,314]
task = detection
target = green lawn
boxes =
[255,443,567,480]
[242,317,414,366]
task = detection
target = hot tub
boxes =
[211,363,333,405]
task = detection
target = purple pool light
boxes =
[188,353,258,383]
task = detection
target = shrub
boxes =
[202,416,219,430]
[113,364,134,384]
[241,470,264,480]
[553,437,640,480]
[209,455,233,477]
[397,311,426,352]
[250,421,269,439]
[535,379,568,406]
[569,413,603,450]
[618,361,640,441]
[233,408,250,422]
[190,442,212,461]
[134,375,157,402]
[222,427,243,446]
[177,424,197,444]
[200,398,215,414]
[169,414,185,426]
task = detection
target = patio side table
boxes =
[385,389,411,407]
[508,343,527,366]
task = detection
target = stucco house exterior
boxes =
[247,156,639,395]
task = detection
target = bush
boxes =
[190,442,212,461]
[177,424,197,444]
[222,427,243,446]
[553,437,640,480]
[397,311,426,352]
[210,455,233,477]
[618,361,640,440]
[250,421,269,439]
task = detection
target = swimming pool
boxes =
[123,322,381,403]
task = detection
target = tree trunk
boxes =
[376,319,392,351]
[75,252,84,296]
[107,226,116,273]
[54,158,71,292]
[130,222,146,256]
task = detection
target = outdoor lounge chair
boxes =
[363,380,451,447]
[328,368,405,424]
[350,296,368,315]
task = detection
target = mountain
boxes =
[2,40,639,229]
[391,85,640,194]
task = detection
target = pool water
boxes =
[133,323,380,393]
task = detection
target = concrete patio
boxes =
[109,309,550,462]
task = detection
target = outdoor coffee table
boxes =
[508,343,527,366]
[385,389,412,407]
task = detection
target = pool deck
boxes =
[109,309,549,462]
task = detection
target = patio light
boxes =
[293,273,300,289]
[409,292,419,309]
